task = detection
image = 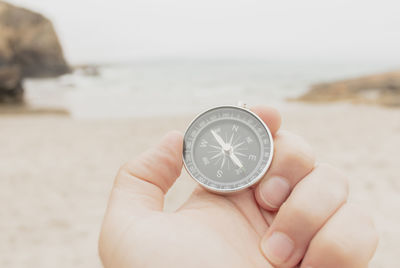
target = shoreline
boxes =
[2,100,399,118]
[0,104,69,116]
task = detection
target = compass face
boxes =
[183,106,274,193]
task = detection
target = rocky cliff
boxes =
[0,1,69,103]
[295,70,400,107]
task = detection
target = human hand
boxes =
[99,106,378,268]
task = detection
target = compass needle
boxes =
[228,132,234,146]
[230,153,243,169]
[233,141,245,149]
[220,155,226,169]
[232,134,241,146]
[211,130,227,148]
[210,152,222,160]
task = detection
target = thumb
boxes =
[110,130,183,214]
[99,131,183,265]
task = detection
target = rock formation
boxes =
[295,70,400,107]
[0,1,69,103]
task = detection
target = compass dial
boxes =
[183,106,274,193]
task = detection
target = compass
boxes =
[183,105,274,193]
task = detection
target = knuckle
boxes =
[282,165,350,223]
[118,161,131,175]
[316,163,349,198]
[113,162,131,187]
[319,232,356,264]
[113,137,182,193]
[114,160,141,186]
[276,131,316,172]
[344,204,380,249]
[158,145,182,179]
[283,197,314,223]
[344,203,370,222]
[315,204,380,266]
[317,222,378,267]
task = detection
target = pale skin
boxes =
[99,106,378,268]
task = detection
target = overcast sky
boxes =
[8,0,400,64]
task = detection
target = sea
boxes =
[24,60,399,118]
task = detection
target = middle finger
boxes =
[260,164,349,268]
[255,131,315,211]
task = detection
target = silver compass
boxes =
[183,105,274,194]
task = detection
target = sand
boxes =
[1,103,399,268]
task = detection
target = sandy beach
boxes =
[1,103,399,268]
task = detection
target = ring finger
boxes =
[260,164,349,267]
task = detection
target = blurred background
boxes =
[0,0,399,267]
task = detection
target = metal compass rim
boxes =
[182,105,274,194]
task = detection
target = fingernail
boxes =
[259,177,290,208]
[261,232,294,265]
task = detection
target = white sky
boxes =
[8,0,400,64]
